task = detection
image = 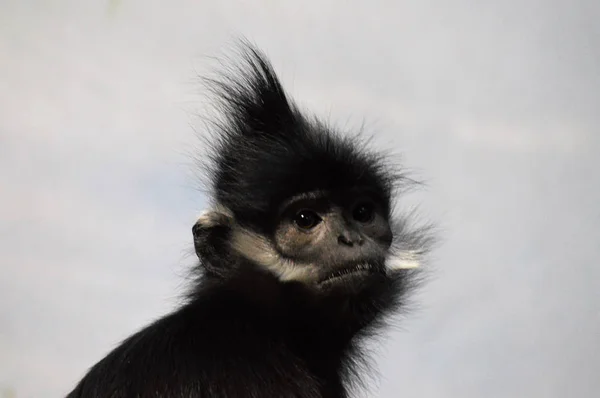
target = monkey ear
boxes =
[193,208,233,232]
[193,207,235,277]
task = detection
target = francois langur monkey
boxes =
[67,42,432,398]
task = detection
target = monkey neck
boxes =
[194,264,404,387]
[203,265,396,328]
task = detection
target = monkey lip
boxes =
[317,262,380,285]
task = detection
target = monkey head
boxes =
[193,44,426,296]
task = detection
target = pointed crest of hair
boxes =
[202,40,411,232]
[203,40,297,142]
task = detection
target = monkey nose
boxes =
[338,233,364,247]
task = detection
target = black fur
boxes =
[66,41,429,398]
[203,45,406,234]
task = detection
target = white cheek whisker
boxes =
[386,250,421,270]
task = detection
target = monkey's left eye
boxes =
[352,202,375,223]
[293,210,322,230]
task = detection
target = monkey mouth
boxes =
[317,262,381,285]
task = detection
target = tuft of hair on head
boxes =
[200,40,409,224]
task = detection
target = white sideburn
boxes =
[197,205,319,282]
[230,227,319,282]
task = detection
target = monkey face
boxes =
[194,181,422,294]
[189,186,417,297]
[272,188,393,289]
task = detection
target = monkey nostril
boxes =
[338,235,354,247]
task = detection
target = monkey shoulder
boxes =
[67,296,325,398]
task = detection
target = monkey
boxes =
[66,41,432,398]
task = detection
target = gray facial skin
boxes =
[273,189,393,285]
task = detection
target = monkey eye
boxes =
[352,202,375,223]
[293,209,322,230]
